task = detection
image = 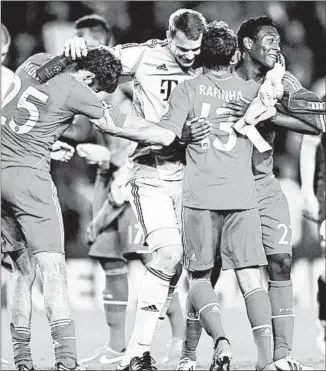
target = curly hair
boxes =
[169,9,207,40]
[200,21,237,69]
[76,47,122,94]
[237,16,275,53]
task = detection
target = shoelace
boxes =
[177,358,193,370]
[131,353,157,371]
[286,357,304,370]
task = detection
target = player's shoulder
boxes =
[1,65,14,79]
[282,70,302,90]
[23,52,54,67]
[121,38,168,51]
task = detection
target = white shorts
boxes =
[127,177,182,252]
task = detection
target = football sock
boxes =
[10,323,33,369]
[50,319,77,368]
[132,267,171,357]
[182,295,202,361]
[103,267,128,352]
[188,279,226,343]
[269,279,294,361]
[317,275,326,321]
[244,288,273,369]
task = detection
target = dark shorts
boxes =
[182,206,267,271]
[256,177,292,256]
[89,204,149,262]
[1,167,64,255]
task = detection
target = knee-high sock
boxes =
[10,324,33,369]
[268,280,294,361]
[244,288,273,369]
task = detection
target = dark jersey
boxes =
[160,71,261,210]
[1,53,105,171]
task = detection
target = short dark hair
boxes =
[169,9,206,40]
[76,47,122,94]
[201,21,237,69]
[237,16,275,53]
[74,14,111,43]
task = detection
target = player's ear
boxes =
[230,49,241,65]
[243,37,253,51]
[83,71,96,86]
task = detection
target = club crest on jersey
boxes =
[102,101,114,110]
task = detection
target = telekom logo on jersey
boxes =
[160,79,178,101]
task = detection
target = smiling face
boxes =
[168,30,202,69]
[249,26,281,70]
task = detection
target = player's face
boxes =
[75,28,107,48]
[250,26,281,70]
[168,30,202,69]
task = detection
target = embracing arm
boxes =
[270,110,320,134]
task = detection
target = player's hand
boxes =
[181,117,212,143]
[63,37,88,60]
[76,143,111,165]
[50,141,75,162]
[90,109,117,134]
[223,98,250,118]
[302,191,320,222]
[86,219,101,245]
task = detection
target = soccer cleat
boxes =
[55,362,86,370]
[129,352,157,371]
[209,338,232,371]
[162,338,183,364]
[316,320,326,355]
[256,363,277,370]
[17,366,35,371]
[274,356,312,370]
[116,363,129,371]
[80,343,125,365]
[174,356,196,370]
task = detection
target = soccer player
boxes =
[63,9,207,370]
[1,48,124,371]
[177,16,324,371]
[92,21,276,371]
[300,128,326,356]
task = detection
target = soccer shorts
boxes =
[182,207,267,271]
[127,177,183,252]
[1,167,64,254]
[256,177,293,256]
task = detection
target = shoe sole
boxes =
[209,355,231,371]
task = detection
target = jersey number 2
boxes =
[2,75,49,134]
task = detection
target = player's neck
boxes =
[204,66,231,78]
[236,54,266,82]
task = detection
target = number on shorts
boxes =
[277,223,292,245]
[128,223,143,245]
[199,103,237,151]
[2,75,49,134]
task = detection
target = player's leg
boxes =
[121,178,183,370]
[8,168,81,370]
[183,208,231,371]
[2,173,36,371]
[258,183,311,369]
[223,208,273,370]
[82,229,127,365]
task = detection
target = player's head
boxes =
[75,47,122,94]
[201,21,237,70]
[167,9,206,69]
[1,24,11,63]
[74,14,111,47]
[237,16,280,70]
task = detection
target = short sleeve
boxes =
[158,82,190,139]
[67,81,104,119]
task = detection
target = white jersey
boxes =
[112,39,202,181]
[1,65,14,99]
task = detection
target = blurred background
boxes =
[1,1,325,311]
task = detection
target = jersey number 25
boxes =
[2,75,49,134]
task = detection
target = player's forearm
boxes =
[92,199,111,229]
[271,111,320,134]
[113,117,176,146]
[300,134,321,194]
[92,170,111,216]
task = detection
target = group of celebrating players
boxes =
[1,6,325,371]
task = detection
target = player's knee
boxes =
[10,250,36,286]
[151,244,182,274]
[267,253,292,280]
[235,266,263,294]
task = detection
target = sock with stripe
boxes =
[188,279,226,343]
[132,267,171,357]
[50,319,77,368]
[268,279,294,361]
[10,323,33,369]
[102,265,128,353]
[244,288,273,369]
[182,295,203,361]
